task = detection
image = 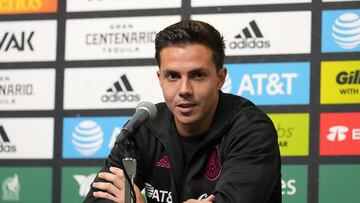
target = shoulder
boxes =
[219,93,277,153]
[220,92,273,126]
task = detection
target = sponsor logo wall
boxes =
[65,16,180,61]
[320,112,360,155]
[192,11,311,55]
[321,60,360,104]
[0,20,57,62]
[319,165,360,203]
[0,167,52,203]
[62,116,130,158]
[322,9,360,53]
[0,69,55,110]
[61,167,100,203]
[1,1,360,203]
[281,165,308,203]
[67,0,181,12]
[268,113,310,156]
[64,66,163,109]
[0,118,54,159]
[0,0,58,15]
[223,62,310,105]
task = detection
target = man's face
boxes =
[157,44,226,135]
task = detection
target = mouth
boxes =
[176,103,197,114]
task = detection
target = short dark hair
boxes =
[155,20,225,71]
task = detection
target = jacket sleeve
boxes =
[214,115,282,203]
[83,136,145,203]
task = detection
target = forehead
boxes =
[158,44,216,72]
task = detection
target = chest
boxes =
[143,144,222,203]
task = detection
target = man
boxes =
[84,20,281,203]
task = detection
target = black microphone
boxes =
[116,101,157,143]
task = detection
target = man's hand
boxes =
[92,167,145,203]
[182,195,215,203]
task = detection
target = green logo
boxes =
[268,113,309,156]
[282,165,308,203]
[0,167,52,203]
[61,167,101,203]
[319,164,360,203]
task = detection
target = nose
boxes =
[179,78,193,98]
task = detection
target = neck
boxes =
[176,122,210,137]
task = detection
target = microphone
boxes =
[116,101,157,143]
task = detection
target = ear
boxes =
[217,67,227,90]
[156,69,160,79]
[156,69,163,87]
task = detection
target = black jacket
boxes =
[84,92,281,203]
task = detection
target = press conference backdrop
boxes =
[0,0,360,202]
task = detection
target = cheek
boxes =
[161,85,176,101]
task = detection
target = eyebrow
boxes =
[161,67,208,74]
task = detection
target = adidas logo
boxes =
[106,74,134,93]
[229,20,270,49]
[235,20,263,39]
[0,125,16,153]
[101,74,140,103]
[0,126,10,143]
[156,155,171,168]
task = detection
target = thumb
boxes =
[204,194,215,202]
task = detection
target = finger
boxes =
[109,167,124,176]
[204,195,215,202]
[93,191,119,202]
[92,182,122,197]
[98,171,123,183]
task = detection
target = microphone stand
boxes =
[122,134,137,203]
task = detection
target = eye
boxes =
[191,72,206,80]
[165,72,180,81]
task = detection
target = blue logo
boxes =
[63,116,130,158]
[222,62,310,105]
[322,9,360,52]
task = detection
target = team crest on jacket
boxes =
[205,146,222,181]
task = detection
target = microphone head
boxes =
[136,101,157,120]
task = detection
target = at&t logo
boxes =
[332,13,360,50]
[145,183,172,203]
[72,120,104,156]
[236,73,298,96]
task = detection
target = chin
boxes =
[175,115,199,126]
